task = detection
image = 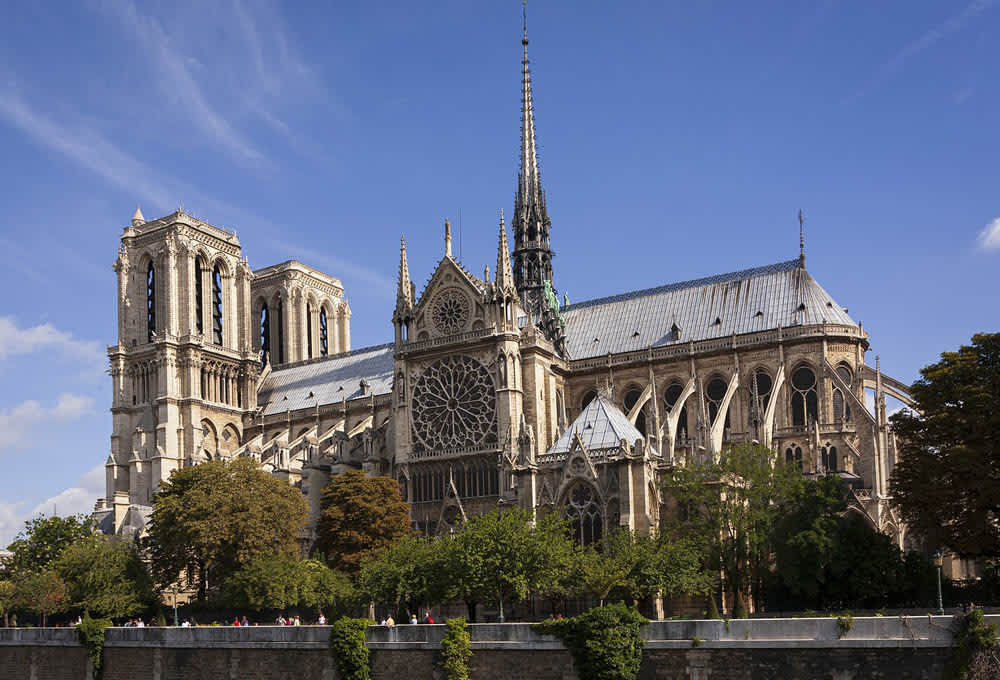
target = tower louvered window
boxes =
[259,303,270,368]
[212,265,223,345]
[320,308,329,356]
[195,257,204,334]
[146,261,156,341]
[306,304,313,359]
[276,298,285,363]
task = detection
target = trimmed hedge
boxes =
[534,603,648,680]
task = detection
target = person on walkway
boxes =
[409,613,418,624]
[317,613,326,625]
[385,614,395,627]
[424,612,434,624]
[293,616,301,626]
[241,616,249,627]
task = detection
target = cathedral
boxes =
[94,17,916,552]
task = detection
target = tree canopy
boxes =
[890,332,1000,558]
[146,457,309,600]
[3,514,94,577]
[53,533,156,619]
[222,553,357,614]
[313,469,411,575]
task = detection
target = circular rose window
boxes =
[411,356,496,453]
[431,290,470,335]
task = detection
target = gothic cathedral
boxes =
[95,19,915,551]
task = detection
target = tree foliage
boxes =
[329,617,373,680]
[314,469,411,576]
[4,514,94,577]
[358,534,444,617]
[53,534,156,619]
[662,443,802,611]
[440,617,472,680]
[12,569,68,626]
[222,554,357,614]
[534,603,648,680]
[891,332,1000,558]
[146,457,309,600]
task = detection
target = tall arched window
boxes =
[833,364,853,424]
[821,444,838,472]
[319,307,329,356]
[623,386,647,436]
[146,261,156,341]
[665,381,688,440]
[785,444,803,469]
[747,369,772,430]
[580,390,597,411]
[194,256,205,334]
[306,303,313,359]
[564,482,602,545]
[212,265,223,345]
[790,365,818,427]
[705,375,730,428]
[276,298,285,363]
[259,303,270,368]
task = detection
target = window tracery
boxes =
[833,364,852,424]
[194,256,205,334]
[212,265,223,345]
[705,375,730,428]
[259,303,270,368]
[564,482,602,545]
[146,261,156,341]
[411,356,497,454]
[790,365,818,427]
[320,307,329,356]
[431,289,470,335]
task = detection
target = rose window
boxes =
[431,290,470,335]
[411,356,496,453]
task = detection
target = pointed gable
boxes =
[547,395,651,457]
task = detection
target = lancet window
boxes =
[306,303,313,359]
[821,444,838,472]
[785,444,803,469]
[259,303,270,368]
[146,261,156,341]
[664,381,689,440]
[195,256,205,334]
[320,307,329,356]
[564,482,602,546]
[832,364,853,424]
[212,265,223,345]
[705,375,730,428]
[790,365,818,427]
[276,298,285,363]
[623,386,647,436]
[581,390,597,411]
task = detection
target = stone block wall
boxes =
[0,616,995,680]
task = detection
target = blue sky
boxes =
[1,0,998,546]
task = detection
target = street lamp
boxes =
[171,584,180,627]
[932,551,944,616]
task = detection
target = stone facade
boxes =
[94,19,915,557]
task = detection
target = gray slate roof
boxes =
[258,343,394,416]
[547,395,648,455]
[562,260,855,360]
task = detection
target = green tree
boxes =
[313,469,411,576]
[0,579,13,627]
[53,534,156,619]
[5,515,94,577]
[12,569,68,626]
[890,332,1000,558]
[222,554,356,614]
[358,534,444,618]
[662,443,802,612]
[146,457,308,600]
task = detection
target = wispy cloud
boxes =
[0,316,105,371]
[978,217,1000,251]
[0,394,96,452]
[98,0,265,164]
[0,89,173,210]
[842,0,997,105]
[0,464,105,547]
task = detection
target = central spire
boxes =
[511,3,555,323]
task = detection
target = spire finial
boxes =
[496,209,515,292]
[444,218,452,258]
[522,0,528,45]
[131,205,145,226]
[396,234,412,311]
[798,209,805,267]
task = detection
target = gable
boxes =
[411,257,488,341]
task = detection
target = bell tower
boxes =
[100,208,258,536]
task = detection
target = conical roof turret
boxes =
[496,209,516,294]
[395,235,413,316]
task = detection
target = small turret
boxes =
[394,235,413,345]
[495,209,516,295]
[131,205,145,227]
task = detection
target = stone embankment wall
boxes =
[0,615,994,680]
